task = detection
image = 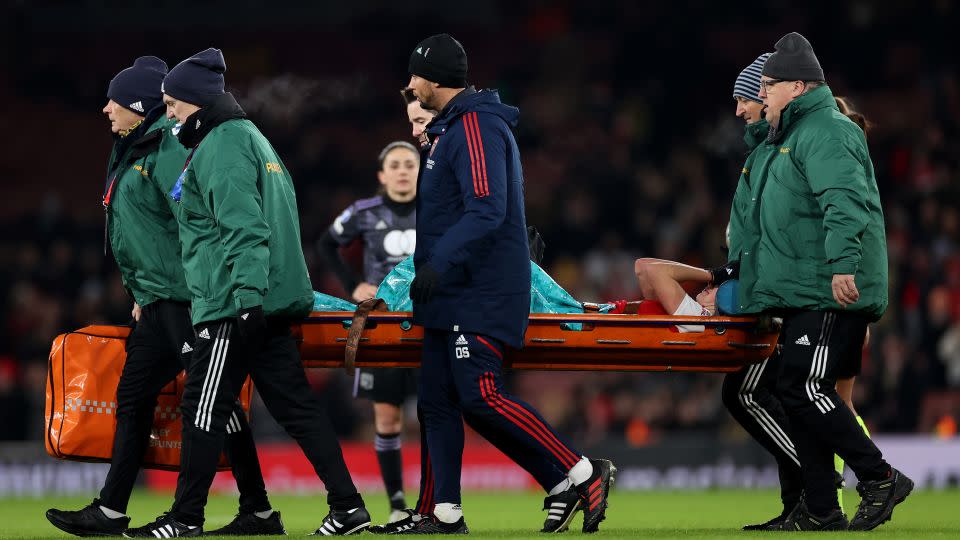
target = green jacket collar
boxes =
[744,119,769,149]
[766,84,837,143]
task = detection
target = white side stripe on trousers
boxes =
[738,359,801,467]
[225,411,241,434]
[196,323,231,431]
[806,313,837,414]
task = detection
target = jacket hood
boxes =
[428,87,519,132]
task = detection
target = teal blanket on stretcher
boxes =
[312,256,611,315]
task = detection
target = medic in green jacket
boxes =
[165,91,313,325]
[103,82,190,307]
[731,84,888,320]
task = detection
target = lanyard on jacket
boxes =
[102,158,128,255]
[103,174,119,255]
[170,146,198,203]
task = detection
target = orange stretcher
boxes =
[296,308,780,373]
[45,307,778,469]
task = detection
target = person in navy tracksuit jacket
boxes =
[403,34,615,535]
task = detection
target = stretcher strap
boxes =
[344,298,388,375]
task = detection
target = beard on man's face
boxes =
[415,88,435,112]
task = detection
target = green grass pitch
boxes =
[5,489,959,539]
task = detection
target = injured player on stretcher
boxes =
[313,255,739,332]
[632,258,738,332]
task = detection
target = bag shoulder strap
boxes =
[344,298,388,375]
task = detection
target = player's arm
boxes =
[318,206,365,296]
[634,258,711,314]
[424,112,508,275]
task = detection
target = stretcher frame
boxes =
[296,311,780,373]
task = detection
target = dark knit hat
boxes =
[733,53,772,104]
[107,56,168,115]
[408,34,467,88]
[161,48,226,106]
[762,32,824,82]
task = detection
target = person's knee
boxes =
[843,399,858,417]
[116,383,158,418]
[374,404,403,434]
[459,392,490,417]
[634,257,659,276]
[721,373,742,412]
[455,378,500,418]
[775,377,809,414]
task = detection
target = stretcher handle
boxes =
[344,298,388,376]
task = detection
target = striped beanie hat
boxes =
[733,52,772,104]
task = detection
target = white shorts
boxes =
[674,294,711,333]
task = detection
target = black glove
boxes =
[708,261,740,286]
[527,226,546,265]
[410,265,440,304]
[236,305,267,346]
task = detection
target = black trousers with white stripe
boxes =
[99,300,269,515]
[776,309,890,514]
[721,357,803,514]
[171,318,363,526]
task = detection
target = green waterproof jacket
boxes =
[106,112,191,307]
[173,94,313,325]
[729,85,888,320]
[727,118,773,263]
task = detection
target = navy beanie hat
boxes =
[733,53,772,104]
[107,56,168,115]
[762,32,825,82]
[161,48,226,106]
[409,34,468,88]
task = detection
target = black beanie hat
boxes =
[161,48,226,107]
[408,34,468,88]
[762,32,825,82]
[107,56,168,115]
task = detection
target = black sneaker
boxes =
[848,468,914,531]
[369,510,426,535]
[46,499,130,537]
[575,459,616,533]
[311,507,371,536]
[777,501,848,531]
[205,511,286,536]
[123,513,201,538]
[541,486,581,533]
[741,511,789,531]
[395,515,468,535]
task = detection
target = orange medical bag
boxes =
[45,325,252,471]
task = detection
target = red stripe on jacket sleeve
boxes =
[467,113,490,196]
[462,115,483,197]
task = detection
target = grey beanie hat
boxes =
[762,32,825,82]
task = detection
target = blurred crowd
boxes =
[1,1,958,445]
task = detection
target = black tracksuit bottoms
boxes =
[721,356,803,514]
[170,317,363,526]
[775,309,891,514]
[99,300,269,515]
